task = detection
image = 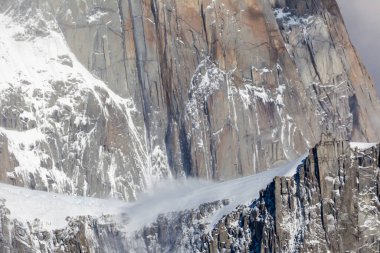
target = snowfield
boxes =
[0,154,307,232]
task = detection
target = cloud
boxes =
[336,0,380,94]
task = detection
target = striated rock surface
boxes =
[0,0,380,200]
[0,135,379,252]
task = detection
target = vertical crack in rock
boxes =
[127,0,152,143]
[117,0,130,94]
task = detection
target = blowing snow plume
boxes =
[0,155,306,232]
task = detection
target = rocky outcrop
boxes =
[202,134,380,252]
[0,135,17,182]
[0,207,128,253]
[0,135,378,252]
[0,198,226,253]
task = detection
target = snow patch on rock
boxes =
[0,7,171,200]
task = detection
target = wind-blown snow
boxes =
[0,154,307,232]
[0,183,126,229]
[350,142,378,150]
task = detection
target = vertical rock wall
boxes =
[52,0,380,180]
[203,135,380,252]
[0,0,380,199]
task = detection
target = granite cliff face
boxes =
[0,0,380,201]
[203,136,380,252]
[0,136,378,252]
[1,0,380,252]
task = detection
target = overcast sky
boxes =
[336,0,380,94]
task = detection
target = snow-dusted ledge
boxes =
[350,142,378,150]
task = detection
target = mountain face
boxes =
[0,0,380,252]
[1,0,380,201]
[0,136,379,252]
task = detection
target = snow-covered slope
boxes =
[0,155,306,232]
[0,6,171,200]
